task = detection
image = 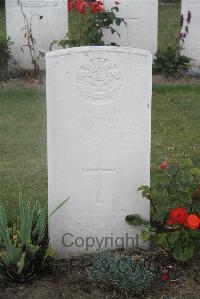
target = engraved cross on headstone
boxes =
[124,4,139,46]
[82,150,116,205]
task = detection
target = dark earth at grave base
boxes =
[1,72,200,91]
[0,248,200,299]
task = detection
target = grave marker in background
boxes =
[47,46,152,257]
[5,0,68,70]
[103,0,158,56]
[182,0,200,68]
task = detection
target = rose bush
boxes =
[54,0,126,48]
[126,159,200,262]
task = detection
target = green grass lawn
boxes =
[1,84,200,221]
[0,1,196,221]
[152,85,200,182]
[0,88,47,221]
[158,1,180,50]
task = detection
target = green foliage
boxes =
[153,47,190,76]
[0,37,13,80]
[127,160,200,262]
[56,3,126,48]
[87,251,155,296]
[125,214,149,226]
[0,196,53,282]
[154,9,191,76]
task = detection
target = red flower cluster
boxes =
[185,214,200,230]
[167,207,200,230]
[68,0,104,14]
[168,207,188,225]
[160,159,168,170]
[161,272,170,283]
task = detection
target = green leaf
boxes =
[187,229,200,238]
[26,244,40,259]
[179,191,192,204]
[115,18,121,26]
[125,214,148,226]
[191,168,200,176]
[154,233,168,246]
[167,231,181,245]
[192,200,200,215]
[17,252,26,275]
[112,6,119,13]
[152,209,168,221]
[48,197,70,219]
[173,244,194,262]
[140,230,151,241]
[137,185,150,192]
[184,159,194,167]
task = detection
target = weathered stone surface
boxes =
[103,0,158,56]
[47,46,152,257]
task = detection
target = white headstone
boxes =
[47,46,152,257]
[103,0,158,56]
[5,0,68,70]
[181,0,200,67]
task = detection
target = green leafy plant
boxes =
[0,196,52,282]
[54,0,126,48]
[126,159,200,262]
[153,47,190,76]
[0,37,13,80]
[87,251,155,296]
[153,11,192,76]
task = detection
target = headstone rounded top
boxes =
[46,46,152,59]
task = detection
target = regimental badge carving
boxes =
[76,58,122,104]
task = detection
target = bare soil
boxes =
[1,73,200,92]
[0,249,200,299]
[153,74,200,85]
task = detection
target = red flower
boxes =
[68,0,74,11]
[168,207,188,225]
[167,219,173,225]
[91,0,104,14]
[185,214,200,230]
[68,0,104,14]
[67,0,88,14]
[76,0,89,14]
[161,273,170,282]
[160,159,168,170]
